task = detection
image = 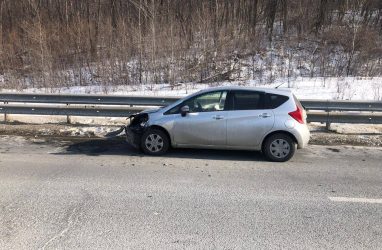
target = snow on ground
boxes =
[1,77,382,101]
[6,114,126,126]
[2,114,127,137]
[273,77,382,101]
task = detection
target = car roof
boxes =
[195,86,293,96]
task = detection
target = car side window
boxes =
[165,91,227,114]
[231,91,264,110]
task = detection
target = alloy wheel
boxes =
[144,133,164,153]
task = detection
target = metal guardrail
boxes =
[0,93,179,106]
[307,112,382,124]
[302,100,382,112]
[0,93,381,125]
[0,104,142,117]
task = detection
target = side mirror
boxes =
[180,105,190,117]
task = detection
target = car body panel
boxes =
[172,111,228,146]
[226,110,275,147]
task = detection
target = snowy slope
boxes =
[1,77,381,101]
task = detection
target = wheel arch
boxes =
[261,130,298,151]
[147,125,172,144]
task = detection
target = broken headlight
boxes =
[130,113,149,129]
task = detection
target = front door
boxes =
[173,91,228,146]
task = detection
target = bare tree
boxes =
[0,0,380,90]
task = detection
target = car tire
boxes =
[141,128,170,156]
[263,133,296,162]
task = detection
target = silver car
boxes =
[126,86,310,162]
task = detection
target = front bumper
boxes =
[125,126,141,149]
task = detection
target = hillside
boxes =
[0,0,381,91]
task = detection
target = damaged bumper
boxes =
[125,126,141,149]
[125,112,149,149]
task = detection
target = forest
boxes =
[0,0,381,90]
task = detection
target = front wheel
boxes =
[263,133,296,162]
[141,128,170,156]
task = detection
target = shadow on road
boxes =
[52,137,265,162]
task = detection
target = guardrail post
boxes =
[4,102,8,123]
[325,100,331,131]
[325,122,331,130]
[66,103,71,124]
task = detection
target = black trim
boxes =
[225,90,234,110]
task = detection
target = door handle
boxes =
[212,115,224,120]
[259,113,271,118]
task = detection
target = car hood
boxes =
[141,107,162,114]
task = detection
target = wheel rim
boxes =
[270,139,291,159]
[145,133,164,153]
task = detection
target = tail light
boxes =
[288,106,304,124]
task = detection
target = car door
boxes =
[172,90,228,147]
[226,90,274,147]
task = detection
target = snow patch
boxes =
[1,77,381,100]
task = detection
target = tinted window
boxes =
[165,91,227,114]
[232,91,263,110]
[264,94,289,109]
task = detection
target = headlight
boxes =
[130,113,149,128]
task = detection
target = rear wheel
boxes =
[263,133,296,162]
[141,128,170,156]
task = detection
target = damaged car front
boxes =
[124,94,187,150]
[124,107,165,149]
[125,112,149,149]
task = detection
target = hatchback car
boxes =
[125,86,310,162]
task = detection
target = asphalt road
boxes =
[0,135,381,249]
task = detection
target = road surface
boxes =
[0,135,381,249]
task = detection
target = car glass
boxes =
[183,91,227,113]
[232,91,263,110]
[266,94,289,109]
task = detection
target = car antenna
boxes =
[275,82,285,89]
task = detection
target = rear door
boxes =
[226,90,275,147]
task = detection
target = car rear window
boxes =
[265,93,289,109]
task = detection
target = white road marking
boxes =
[329,196,382,204]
